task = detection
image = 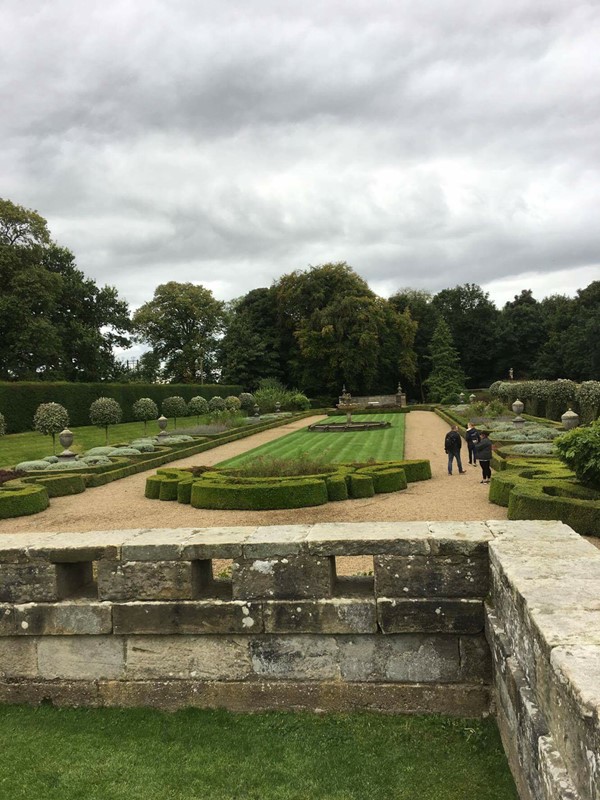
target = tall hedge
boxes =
[0,382,242,434]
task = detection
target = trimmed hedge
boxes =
[146,458,431,510]
[191,478,329,510]
[0,482,49,519]
[22,473,86,498]
[0,381,243,434]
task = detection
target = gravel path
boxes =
[0,411,506,535]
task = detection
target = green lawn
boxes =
[220,414,405,468]
[0,707,516,800]
[0,415,208,469]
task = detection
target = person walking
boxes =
[465,422,481,466]
[474,431,493,484]
[444,425,466,475]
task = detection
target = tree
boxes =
[219,288,284,389]
[89,397,122,445]
[188,395,209,423]
[432,284,500,387]
[162,396,188,428]
[132,397,159,434]
[424,319,467,402]
[132,282,225,383]
[495,290,546,380]
[0,199,131,380]
[33,402,69,454]
[388,289,437,400]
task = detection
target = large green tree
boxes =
[219,288,284,389]
[424,318,467,402]
[495,290,546,380]
[132,282,225,383]
[389,289,439,401]
[432,283,500,387]
[0,198,130,380]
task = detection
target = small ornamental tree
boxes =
[188,395,209,423]
[132,397,159,434]
[208,396,226,412]
[89,397,123,445]
[0,411,5,437]
[224,395,241,411]
[162,396,188,429]
[239,392,255,414]
[555,421,600,489]
[33,402,69,454]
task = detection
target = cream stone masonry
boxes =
[0,521,598,799]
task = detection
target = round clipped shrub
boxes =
[208,396,226,412]
[80,455,113,466]
[510,443,557,456]
[33,402,69,454]
[16,460,56,471]
[43,456,59,463]
[224,395,242,412]
[162,396,188,428]
[130,440,155,452]
[110,446,144,456]
[132,397,159,434]
[189,396,209,422]
[239,393,255,414]
[288,393,310,411]
[89,397,123,445]
[159,435,194,444]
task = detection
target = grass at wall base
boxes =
[0,706,517,800]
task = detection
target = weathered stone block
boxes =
[37,636,125,680]
[0,563,58,602]
[249,636,340,680]
[263,599,377,634]
[28,529,142,562]
[125,635,252,680]
[337,634,462,683]
[374,554,487,598]
[427,522,492,555]
[538,735,580,800]
[121,528,197,561]
[0,531,57,562]
[486,519,578,541]
[459,635,492,683]
[232,554,334,600]
[0,637,37,678]
[97,560,195,601]
[0,679,101,707]
[243,526,310,558]
[377,598,483,634]
[181,527,252,560]
[307,522,431,556]
[113,601,263,635]
[14,602,112,635]
[0,605,15,635]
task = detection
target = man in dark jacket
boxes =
[466,422,481,466]
[444,425,466,475]
[474,431,493,483]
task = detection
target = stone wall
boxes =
[486,520,600,800]
[1,520,599,799]
[352,393,406,407]
[0,522,491,715]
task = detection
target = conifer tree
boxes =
[424,319,467,402]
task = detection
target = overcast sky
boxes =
[2,0,600,314]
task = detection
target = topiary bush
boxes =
[132,397,159,434]
[162,396,188,428]
[208,396,226,412]
[238,393,255,414]
[555,421,600,489]
[224,395,242,412]
[0,481,49,518]
[188,395,209,422]
[577,381,600,424]
[288,393,310,411]
[33,402,69,454]
[89,397,123,445]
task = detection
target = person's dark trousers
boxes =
[480,460,491,480]
[447,452,464,474]
[468,443,477,464]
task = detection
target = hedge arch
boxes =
[145,459,431,511]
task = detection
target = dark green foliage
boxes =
[555,421,600,488]
[0,481,49,518]
[326,474,349,501]
[0,382,242,434]
[508,480,600,536]
[158,476,181,501]
[0,199,131,381]
[424,319,467,403]
[348,473,375,498]
[24,473,86,497]
[357,466,407,492]
[162,396,188,427]
[191,477,329,510]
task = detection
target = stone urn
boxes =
[561,408,580,430]
[57,428,76,460]
[512,398,525,415]
[157,415,168,435]
[469,394,476,404]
